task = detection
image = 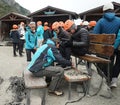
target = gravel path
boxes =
[0,46,120,105]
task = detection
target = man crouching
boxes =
[27,38,72,96]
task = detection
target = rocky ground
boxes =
[0,46,120,105]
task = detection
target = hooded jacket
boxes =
[28,39,72,73]
[25,30,37,49]
[93,12,120,50]
[10,29,20,43]
[93,13,120,34]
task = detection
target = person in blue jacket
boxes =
[25,22,38,62]
[93,2,120,88]
[36,21,44,47]
[112,29,120,88]
[27,38,72,96]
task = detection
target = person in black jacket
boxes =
[52,22,71,60]
[64,19,89,56]
[10,24,22,57]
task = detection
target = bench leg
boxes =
[85,62,92,95]
[26,89,31,105]
[41,88,47,105]
[86,62,92,76]
[68,82,72,100]
[82,81,88,95]
[107,62,111,86]
[75,57,78,68]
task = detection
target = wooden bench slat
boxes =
[89,43,114,57]
[90,34,116,44]
[79,54,111,63]
[24,70,47,89]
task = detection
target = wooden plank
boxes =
[89,34,116,44]
[24,70,47,89]
[79,54,111,63]
[89,43,114,57]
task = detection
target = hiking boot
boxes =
[14,55,17,57]
[48,90,64,96]
[19,54,23,57]
[110,78,118,88]
[110,82,117,88]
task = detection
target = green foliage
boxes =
[0,0,30,18]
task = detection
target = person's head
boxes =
[103,2,114,13]
[29,22,36,32]
[88,21,96,28]
[59,21,64,28]
[20,22,25,26]
[44,22,49,26]
[52,21,60,34]
[12,24,18,29]
[37,21,42,26]
[64,19,77,34]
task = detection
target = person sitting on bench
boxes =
[64,19,89,56]
[27,38,72,96]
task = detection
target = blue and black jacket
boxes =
[27,39,72,73]
[25,29,38,49]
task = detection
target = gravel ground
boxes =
[0,46,120,105]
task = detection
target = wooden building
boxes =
[0,12,30,41]
[79,2,120,21]
[28,6,78,26]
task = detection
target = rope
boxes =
[65,92,86,105]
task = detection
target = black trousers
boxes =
[13,42,22,56]
[59,45,71,60]
[26,49,36,61]
[112,50,120,78]
[19,39,25,53]
[97,55,115,81]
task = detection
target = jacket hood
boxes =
[103,12,115,21]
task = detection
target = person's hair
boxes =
[29,22,36,25]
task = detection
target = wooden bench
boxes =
[64,69,91,100]
[75,34,116,96]
[23,70,47,105]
